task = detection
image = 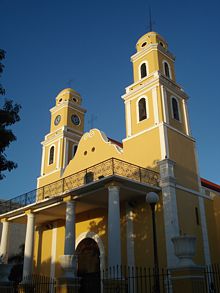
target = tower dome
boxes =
[136,31,168,52]
[56,88,82,106]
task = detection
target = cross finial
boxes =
[147,5,155,32]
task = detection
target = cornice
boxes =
[131,44,175,63]
[50,101,87,115]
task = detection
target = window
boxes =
[72,145,78,158]
[195,207,200,225]
[138,98,147,121]
[84,172,94,184]
[140,63,147,78]
[49,146,55,165]
[164,61,171,78]
[172,97,180,121]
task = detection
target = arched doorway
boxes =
[76,238,101,293]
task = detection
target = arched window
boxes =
[140,63,147,78]
[72,145,78,158]
[49,146,55,165]
[138,98,147,121]
[172,97,180,121]
[164,61,171,78]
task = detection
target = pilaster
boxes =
[23,211,35,278]
[0,218,10,264]
[107,183,121,268]
[158,158,179,267]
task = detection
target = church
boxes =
[0,29,220,291]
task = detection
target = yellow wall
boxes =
[167,128,199,191]
[205,195,220,263]
[176,190,204,265]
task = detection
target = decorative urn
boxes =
[172,235,196,267]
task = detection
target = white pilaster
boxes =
[108,185,121,267]
[182,99,191,136]
[23,212,35,278]
[50,223,57,279]
[161,86,169,124]
[40,146,45,176]
[152,86,159,124]
[158,159,179,267]
[194,144,211,265]
[126,203,135,267]
[63,138,69,169]
[0,220,10,263]
[125,101,132,137]
[64,200,75,255]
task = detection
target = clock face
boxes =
[71,114,80,126]
[54,115,61,126]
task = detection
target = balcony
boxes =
[0,158,160,215]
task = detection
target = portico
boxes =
[0,165,161,281]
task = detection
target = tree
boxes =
[0,49,21,180]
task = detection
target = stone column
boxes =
[64,200,75,255]
[59,199,77,280]
[126,202,135,268]
[0,219,10,263]
[108,184,121,268]
[23,211,35,278]
[158,158,180,267]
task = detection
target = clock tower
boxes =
[37,88,86,187]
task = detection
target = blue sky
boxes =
[1,0,220,199]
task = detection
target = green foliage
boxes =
[0,49,21,180]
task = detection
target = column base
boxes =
[170,266,205,293]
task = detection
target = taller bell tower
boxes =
[38,88,86,187]
[122,31,196,190]
[122,31,211,266]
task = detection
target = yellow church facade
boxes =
[0,30,220,291]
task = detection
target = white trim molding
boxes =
[152,86,159,124]
[125,100,132,137]
[182,99,191,136]
[159,123,169,160]
[161,86,169,124]
[40,146,45,176]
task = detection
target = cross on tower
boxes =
[147,5,156,32]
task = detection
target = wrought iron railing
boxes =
[1,264,220,293]
[0,158,160,214]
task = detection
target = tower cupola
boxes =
[136,31,168,52]
[56,88,82,106]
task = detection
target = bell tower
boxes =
[122,31,211,266]
[38,88,86,187]
[122,31,197,190]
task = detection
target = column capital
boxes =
[105,182,121,191]
[157,158,176,168]
[25,209,34,215]
[63,195,75,202]
[158,158,176,185]
[1,218,9,223]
